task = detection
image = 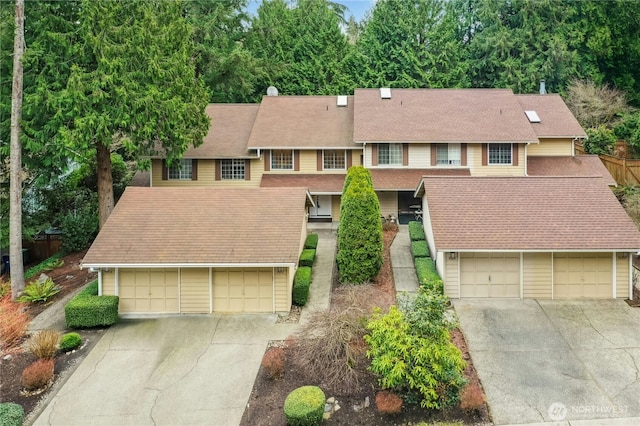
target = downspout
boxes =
[98,269,103,296]
[612,252,617,299]
[524,144,529,176]
[629,255,633,300]
[363,142,367,167]
[114,267,119,296]
[149,163,153,187]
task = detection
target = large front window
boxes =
[168,159,192,180]
[323,150,346,170]
[378,143,402,165]
[488,143,512,165]
[436,143,461,166]
[221,159,245,180]
[271,149,293,170]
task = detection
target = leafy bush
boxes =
[0,297,30,352]
[414,258,443,293]
[0,402,24,426]
[615,111,640,157]
[298,249,316,267]
[408,221,425,241]
[60,205,99,252]
[365,305,466,409]
[17,277,61,303]
[584,125,616,155]
[399,289,457,339]
[29,329,60,359]
[21,359,54,391]
[292,267,312,306]
[24,254,64,281]
[376,391,403,414]
[337,166,383,284]
[304,233,318,249]
[65,280,119,328]
[60,332,82,352]
[284,386,326,426]
[262,347,285,380]
[410,241,429,258]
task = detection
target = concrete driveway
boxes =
[454,299,640,425]
[32,315,297,426]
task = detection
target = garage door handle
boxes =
[488,275,491,282]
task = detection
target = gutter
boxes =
[83,262,297,270]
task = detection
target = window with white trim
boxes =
[488,143,512,165]
[168,159,193,180]
[271,149,293,170]
[436,143,461,165]
[221,159,245,180]
[323,150,346,170]
[378,143,402,165]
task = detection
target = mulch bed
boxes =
[241,228,492,425]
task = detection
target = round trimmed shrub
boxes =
[0,402,24,426]
[284,385,325,426]
[60,332,82,352]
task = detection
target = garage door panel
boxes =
[118,268,179,313]
[553,253,612,299]
[213,268,274,313]
[461,253,520,298]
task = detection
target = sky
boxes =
[247,1,376,23]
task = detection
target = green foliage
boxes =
[17,278,61,303]
[304,233,319,250]
[283,385,326,426]
[24,254,64,281]
[414,258,443,293]
[337,167,383,284]
[59,332,82,352]
[293,267,312,306]
[399,289,458,339]
[615,112,640,157]
[408,221,426,242]
[410,241,429,259]
[365,304,466,409]
[60,205,99,253]
[65,281,119,329]
[584,125,616,155]
[299,249,316,267]
[0,402,24,426]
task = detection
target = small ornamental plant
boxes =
[29,329,60,359]
[284,385,325,426]
[60,332,82,352]
[21,359,54,391]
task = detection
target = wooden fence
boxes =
[575,144,640,186]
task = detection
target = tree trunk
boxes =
[10,0,25,300]
[96,140,115,228]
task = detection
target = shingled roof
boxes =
[82,187,310,267]
[370,168,470,190]
[260,174,346,193]
[418,176,640,251]
[353,88,539,143]
[528,155,616,186]
[516,94,587,139]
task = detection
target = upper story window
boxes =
[323,150,346,170]
[221,159,245,180]
[168,159,193,180]
[488,143,512,165]
[436,143,461,166]
[378,143,403,165]
[271,149,293,170]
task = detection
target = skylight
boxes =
[337,95,348,107]
[380,88,391,99]
[525,110,541,123]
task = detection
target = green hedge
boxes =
[299,249,316,267]
[65,280,119,329]
[410,240,429,258]
[293,267,312,306]
[0,403,24,426]
[414,258,444,294]
[284,385,325,426]
[304,233,318,249]
[408,221,426,241]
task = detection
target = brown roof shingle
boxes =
[421,176,640,251]
[353,89,539,143]
[370,168,470,191]
[527,155,616,185]
[516,94,587,138]
[82,187,309,266]
[247,96,357,149]
[260,174,346,193]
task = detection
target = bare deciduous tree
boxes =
[565,79,631,129]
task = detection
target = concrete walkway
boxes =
[390,224,419,299]
[300,223,337,323]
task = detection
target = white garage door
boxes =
[213,268,274,312]
[553,253,612,298]
[460,253,520,298]
[119,268,179,313]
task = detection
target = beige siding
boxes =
[409,144,431,167]
[119,268,179,313]
[444,255,459,298]
[616,254,630,299]
[469,144,526,176]
[298,150,318,173]
[331,195,341,221]
[376,191,398,218]
[350,149,363,167]
[363,145,373,167]
[274,267,290,312]
[151,159,216,187]
[180,268,210,313]
[102,271,116,295]
[527,138,573,156]
[523,252,552,299]
[553,253,612,298]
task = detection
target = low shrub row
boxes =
[65,280,119,329]
[304,233,318,250]
[410,240,429,258]
[408,221,425,241]
[298,249,316,267]
[414,258,443,294]
[293,267,312,306]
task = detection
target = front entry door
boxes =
[309,195,332,218]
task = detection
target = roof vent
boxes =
[380,87,391,99]
[539,80,546,95]
[525,110,541,123]
[337,95,348,107]
[266,86,279,96]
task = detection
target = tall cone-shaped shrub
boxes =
[337,166,383,283]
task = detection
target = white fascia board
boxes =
[82,262,297,269]
[437,249,639,253]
